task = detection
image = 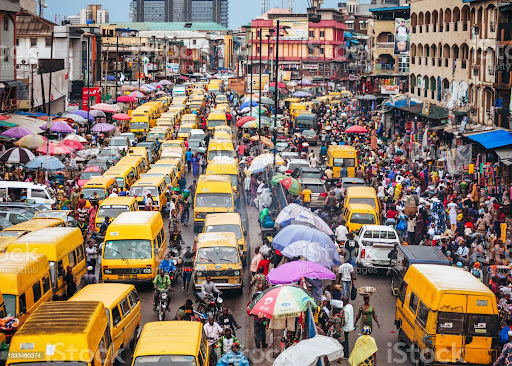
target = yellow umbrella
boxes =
[15,134,45,149]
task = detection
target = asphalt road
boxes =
[116,154,412,366]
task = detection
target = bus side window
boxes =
[68,250,77,268]
[76,244,85,263]
[19,293,27,315]
[42,274,51,294]
[409,292,419,315]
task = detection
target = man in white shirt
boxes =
[203,315,224,347]
[341,296,355,358]
[109,188,119,198]
[335,222,349,243]
[337,259,355,299]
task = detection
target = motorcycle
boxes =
[155,289,170,321]
[194,291,223,320]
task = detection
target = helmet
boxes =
[457,262,463,268]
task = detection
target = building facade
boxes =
[361,6,410,95]
[131,0,227,26]
[0,0,21,112]
[409,0,498,126]
[66,4,110,25]
[248,10,347,83]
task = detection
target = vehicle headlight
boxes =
[196,271,203,276]
[142,268,152,274]
[234,271,240,276]
[104,269,112,274]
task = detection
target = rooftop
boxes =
[104,22,229,32]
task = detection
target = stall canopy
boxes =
[464,130,512,150]
[494,148,512,165]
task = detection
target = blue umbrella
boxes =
[272,224,337,258]
[71,110,95,121]
[292,91,312,98]
[106,75,116,81]
[25,156,65,171]
[240,100,259,109]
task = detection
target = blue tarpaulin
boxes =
[385,99,421,108]
[465,130,512,149]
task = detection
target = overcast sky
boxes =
[44,0,349,28]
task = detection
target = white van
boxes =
[355,225,400,270]
[0,182,56,208]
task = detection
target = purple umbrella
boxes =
[71,110,95,121]
[0,127,33,139]
[266,260,336,285]
[91,123,115,132]
[40,121,74,133]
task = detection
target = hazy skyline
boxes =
[44,0,345,29]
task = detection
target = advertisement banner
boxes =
[381,85,399,95]
[394,18,410,55]
[165,63,180,73]
[248,74,270,92]
[273,18,308,40]
[229,77,246,95]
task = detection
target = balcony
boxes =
[376,42,395,49]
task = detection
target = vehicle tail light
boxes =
[361,249,366,258]
[319,193,328,197]
[286,170,292,174]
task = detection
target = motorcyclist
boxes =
[159,253,176,280]
[170,228,184,250]
[153,268,171,312]
[201,275,222,300]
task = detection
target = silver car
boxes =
[300,178,327,209]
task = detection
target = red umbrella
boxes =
[0,115,11,120]
[236,116,256,127]
[270,82,286,89]
[345,125,368,134]
[117,95,136,103]
[36,141,73,155]
[60,139,84,151]
[112,113,132,121]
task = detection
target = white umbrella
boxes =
[275,203,333,236]
[248,153,284,174]
[273,335,344,366]
[63,133,87,143]
[281,240,338,268]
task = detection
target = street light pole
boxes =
[323,48,326,94]
[115,33,119,100]
[273,20,280,169]
[151,35,156,80]
[164,37,168,79]
[258,26,263,144]
[249,28,254,115]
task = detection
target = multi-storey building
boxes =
[0,0,21,112]
[409,0,498,126]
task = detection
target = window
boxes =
[45,38,51,47]
[16,38,19,46]
[157,231,162,248]
[128,290,139,308]
[467,314,497,336]
[320,30,325,38]
[398,282,407,303]
[103,327,112,351]
[120,298,131,316]
[30,38,37,47]
[19,293,27,315]
[76,244,85,263]
[347,23,354,30]
[58,260,64,279]
[42,275,50,293]
[256,46,260,54]
[437,312,465,334]
[11,214,27,225]
[112,305,122,326]
[360,21,367,30]
[387,34,394,42]
[30,189,47,198]
[32,281,42,303]
[68,250,77,267]
[309,30,314,38]
[417,301,429,325]
[408,292,419,314]
[4,17,8,31]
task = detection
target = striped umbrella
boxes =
[0,147,35,163]
[249,285,316,319]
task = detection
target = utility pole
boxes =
[273,20,280,169]
[249,28,254,115]
[258,27,263,144]
[115,33,119,100]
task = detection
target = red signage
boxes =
[82,87,101,111]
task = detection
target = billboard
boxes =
[381,85,399,95]
[165,63,180,73]
[248,74,270,92]
[273,18,308,40]
[394,18,410,55]
[229,77,246,95]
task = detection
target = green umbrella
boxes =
[270,174,289,185]
[280,177,301,196]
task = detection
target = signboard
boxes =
[381,85,399,95]
[394,18,410,55]
[38,59,64,74]
[273,18,308,40]
[248,74,270,92]
[82,87,101,111]
[165,63,180,73]
[229,77,246,95]
[303,64,319,71]
[422,102,431,116]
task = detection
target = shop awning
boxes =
[0,120,18,128]
[464,130,512,149]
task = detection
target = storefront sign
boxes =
[422,102,431,116]
[380,85,399,95]
[303,64,319,71]
[82,87,101,111]
[165,63,180,73]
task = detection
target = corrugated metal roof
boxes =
[105,22,229,32]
